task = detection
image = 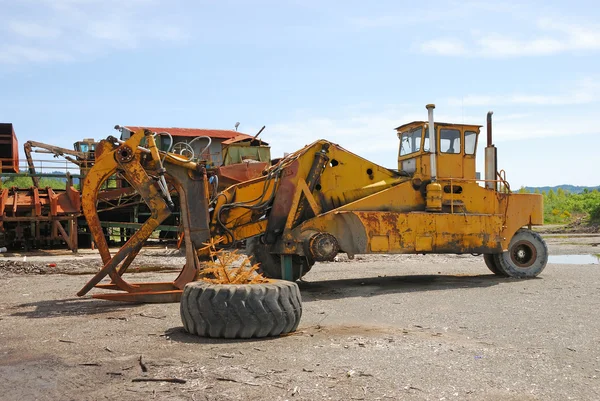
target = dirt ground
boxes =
[1,234,599,401]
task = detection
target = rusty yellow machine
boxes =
[77,105,547,302]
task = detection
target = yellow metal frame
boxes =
[78,116,544,301]
[213,130,543,258]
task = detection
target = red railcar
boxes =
[0,123,19,173]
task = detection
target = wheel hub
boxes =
[308,232,339,261]
[510,240,537,268]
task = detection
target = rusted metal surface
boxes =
[0,185,80,251]
[307,232,339,261]
[124,126,252,140]
[291,144,329,225]
[263,161,300,244]
[215,161,269,189]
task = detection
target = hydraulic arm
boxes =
[77,129,211,302]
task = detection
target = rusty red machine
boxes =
[0,123,270,252]
[0,124,82,250]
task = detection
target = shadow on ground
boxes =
[298,274,529,301]
[10,297,143,318]
[165,326,282,345]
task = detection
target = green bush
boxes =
[542,188,600,224]
[1,176,66,190]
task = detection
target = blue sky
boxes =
[0,0,599,188]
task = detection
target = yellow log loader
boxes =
[77,104,546,302]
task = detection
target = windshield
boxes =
[399,127,423,156]
[440,128,461,154]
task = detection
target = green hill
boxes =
[524,185,600,194]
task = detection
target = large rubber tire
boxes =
[483,254,507,276]
[180,280,302,339]
[246,237,314,281]
[492,229,548,278]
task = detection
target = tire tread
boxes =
[181,280,302,339]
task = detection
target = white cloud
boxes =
[448,78,600,107]
[0,45,73,64]
[348,15,398,29]
[8,21,61,39]
[419,38,467,56]
[0,0,188,64]
[538,18,600,50]
[490,116,600,142]
[477,36,566,57]
[419,18,600,58]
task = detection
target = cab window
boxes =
[464,131,477,155]
[440,128,461,154]
[158,136,171,152]
[399,127,423,156]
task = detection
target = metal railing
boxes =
[443,175,512,215]
[0,158,84,176]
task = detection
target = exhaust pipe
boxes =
[484,111,497,190]
[426,104,437,181]
[425,104,442,212]
[486,111,493,147]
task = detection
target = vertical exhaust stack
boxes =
[425,104,442,212]
[484,111,497,190]
[426,104,437,181]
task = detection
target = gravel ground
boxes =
[0,234,599,400]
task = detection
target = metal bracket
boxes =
[280,254,294,281]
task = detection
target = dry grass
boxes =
[197,237,270,284]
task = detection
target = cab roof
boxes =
[394,121,482,132]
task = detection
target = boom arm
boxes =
[24,140,93,188]
[211,140,405,248]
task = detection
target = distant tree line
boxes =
[1,176,67,190]
[518,186,600,224]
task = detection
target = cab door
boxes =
[437,127,463,179]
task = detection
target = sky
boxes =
[0,0,599,188]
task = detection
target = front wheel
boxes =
[493,229,548,278]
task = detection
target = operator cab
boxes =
[73,139,97,176]
[73,139,97,161]
[395,121,481,181]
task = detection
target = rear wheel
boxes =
[246,237,314,281]
[493,229,548,278]
[483,254,507,276]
